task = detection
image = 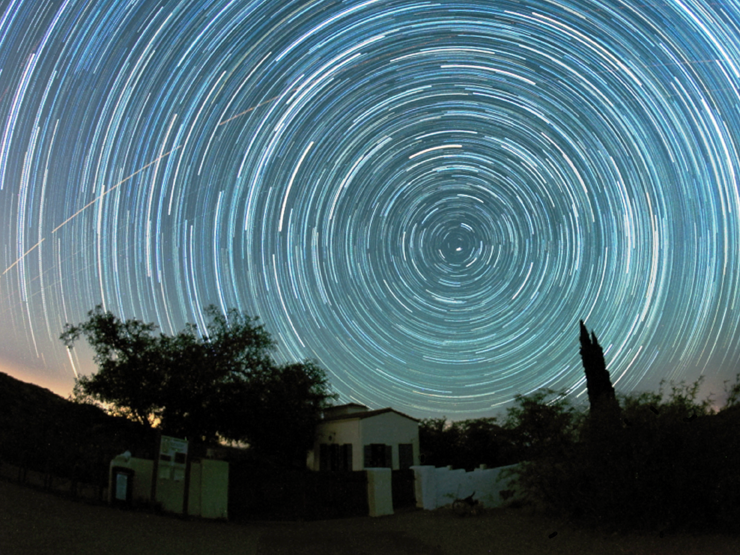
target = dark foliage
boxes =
[504,389,582,461]
[418,323,739,532]
[419,416,520,470]
[61,305,335,466]
[228,360,337,468]
[510,379,740,531]
[61,305,275,438]
[419,388,585,470]
[724,373,740,408]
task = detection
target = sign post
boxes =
[155,435,190,514]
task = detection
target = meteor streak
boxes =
[50,146,182,234]
[1,239,45,276]
[1,146,182,277]
[2,85,286,279]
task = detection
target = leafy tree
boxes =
[233,360,335,468]
[61,307,167,427]
[455,417,515,468]
[502,389,583,511]
[61,306,335,463]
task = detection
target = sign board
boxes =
[158,435,188,481]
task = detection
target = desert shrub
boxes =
[504,389,583,461]
[510,380,740,530]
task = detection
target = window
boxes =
[319,443,353,471]
[364,443,392,468]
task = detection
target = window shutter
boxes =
[399,443,413,469]
[343,444,353,471]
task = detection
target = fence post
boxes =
[366,468,393,517]
[410,466,436,509]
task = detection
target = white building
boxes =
[308,403,420,471]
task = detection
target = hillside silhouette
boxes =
[0,371,156,489]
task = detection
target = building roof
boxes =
[324,403,369,412]
[331,402,369,409]
[321,406,419,423]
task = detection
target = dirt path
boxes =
[1,478,738,555]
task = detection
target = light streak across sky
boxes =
[1,0,740,418]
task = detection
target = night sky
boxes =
[1,0,740,419]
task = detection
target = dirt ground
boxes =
[1,478,738,555]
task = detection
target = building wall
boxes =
[187,462,202,516]
[109,455,153,505]
[360,412,419,470]
[310,412,420,471]
[309,418,362,470]
[199,459,229,519]
[156,467,186,513]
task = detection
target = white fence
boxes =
[411,464,521,510]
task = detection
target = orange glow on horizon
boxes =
[0,361,74,399]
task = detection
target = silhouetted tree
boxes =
[230,360,337,468]
[505,326,740,531]
[579,320,620,425]
[62,308,166,427]
[61,306,335,463]
[723,373,740,409]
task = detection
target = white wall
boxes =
[199,459,229,519]
[412,464,521,509]
[309,411,420,471]
[360,412,419,469]
[109,455,153,505]
[309,417,362,470]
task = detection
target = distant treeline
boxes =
[420,417,520,470]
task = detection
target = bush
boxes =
[510,380,740,531]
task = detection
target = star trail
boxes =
[1,0,740,418]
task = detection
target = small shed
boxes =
[308,404,420,471]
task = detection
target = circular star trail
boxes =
[1,0,740,417]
